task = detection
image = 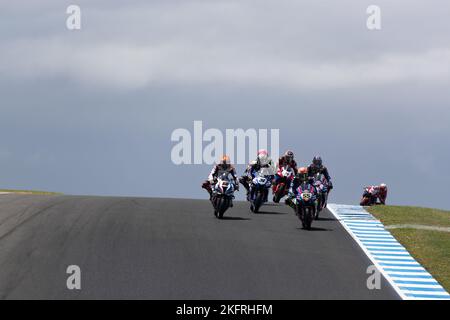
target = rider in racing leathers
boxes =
[277,150,298,172]
[307,155,333,190]
[360,183,388,205]
[202,155,239,201]
[285,167,317,210]
[239,149,275,201]
[274,150,298,184]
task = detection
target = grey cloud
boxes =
[4,38,450,91]
[1,1,450,92]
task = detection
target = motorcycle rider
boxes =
[277,150,298,172]
[360,183,388,205]
[239,149,275,201]
[307,155,333,190]
[285,167,316,210]
[273,150,297,186]
[202,155,239,203]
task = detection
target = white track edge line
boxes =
[328,204,408,300]
[328,203,450,300]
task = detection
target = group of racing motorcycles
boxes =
[201,150,333,230]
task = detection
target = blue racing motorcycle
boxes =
[249,168,274,213]
[313,172,329,219]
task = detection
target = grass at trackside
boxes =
[368,205,450,228]
[0,189,61,195]
[389,228,450,292]
[368,205,450,292]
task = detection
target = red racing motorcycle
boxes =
[360,186,379,206]
[272,166,295,203]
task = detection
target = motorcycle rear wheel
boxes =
[315,197,322,220]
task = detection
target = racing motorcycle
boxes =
[292,183,317,230]
[249,168,274,213]
[211,173,236,219]
[272,165,295,203]
[313,172,329,219]
[360,186,379,206]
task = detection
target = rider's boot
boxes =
[285,197,291,206]
[202,181,213,200]
[285,197,296,211]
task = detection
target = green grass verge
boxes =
[368,205,450,292]
[368,205,450,228]
[0,189,62,195]
[389,228,450,292]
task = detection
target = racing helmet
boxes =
[380,183,387,191]
[257,149,270,166]
[312,155,322,167]
[220,155,230,168]
[284,150,294,162]
[298,167,308,181]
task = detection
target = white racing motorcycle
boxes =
[211,173,236,219]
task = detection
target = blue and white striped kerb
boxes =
[328,204,450,300]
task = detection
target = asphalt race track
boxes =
[0,194,399,299]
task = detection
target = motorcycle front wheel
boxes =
[272,184,285,203]
[303,207,313,230]
[216,197,231,219]
[252,192,264,213]
[360,196,370,206]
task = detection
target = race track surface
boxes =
[0,195,399,299]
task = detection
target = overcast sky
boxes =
[1,1,449,209]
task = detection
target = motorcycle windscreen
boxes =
[259,167,275,176]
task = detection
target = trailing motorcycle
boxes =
[249,168,274,213]
[360,186,378,206]
[292,183,317,230]
[272,165,295,203]
[211,173,236,219]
